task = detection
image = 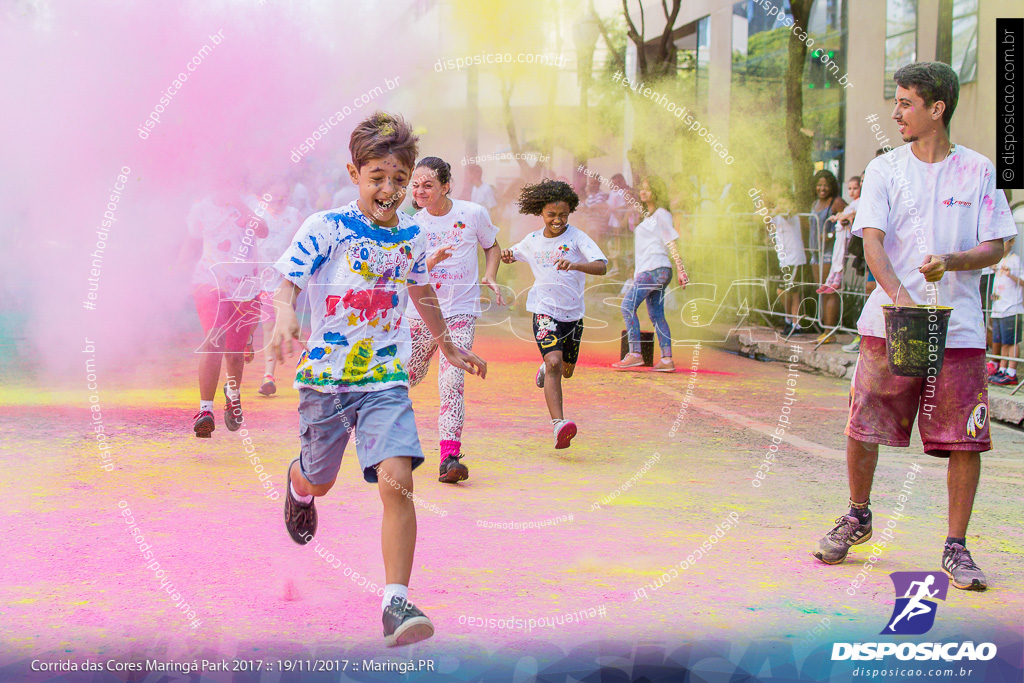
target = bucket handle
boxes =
[894,266,940,307]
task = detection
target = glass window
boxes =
[950,0,977,83]
[884,0,917,99]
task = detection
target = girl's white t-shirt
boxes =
[406,199,499,319]
[633,208,679,276]
[852,144,1017,348]
[510,225,607,322]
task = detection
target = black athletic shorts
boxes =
[532,313,584,364]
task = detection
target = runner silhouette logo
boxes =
[881,572,949,635]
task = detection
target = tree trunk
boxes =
[786,0,815,207]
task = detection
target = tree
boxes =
[621,0,682,80]
[786,0,815,206]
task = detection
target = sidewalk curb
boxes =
[711,329,1024,427]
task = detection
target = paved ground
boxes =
[2,321,1022,680]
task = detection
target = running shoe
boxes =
[842,336,861,353]
[243,335,254,364]
[990,372,1018,386]
[813,514,872,564]
[438,454,469,484]
[652,358,675,373]
[942,543,987,591]
[988,369,1005,383]
[284,459,317,545]
[553,419,577,449]
[223,384,244,431]
[986,361,999,376]
[383,596,434,647]
[815,284,839,294]
[612,353,645,369]
[258,374,277,396]
[535,363,545,388]
[193,410,215,438]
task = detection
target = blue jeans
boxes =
[622,267,672,355]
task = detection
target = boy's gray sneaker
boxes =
[813,515,872,564]
[942,543,987,591]
[383,596,434,647]
[283,459,317,545]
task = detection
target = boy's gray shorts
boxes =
[297,386,424,484]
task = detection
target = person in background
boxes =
[768,186,806,336]
[809,169,846,340]
[817,176,861,295]
[464,163,498,223]
[989,236,1022,386]
[612,175,685,372]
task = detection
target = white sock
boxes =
[382,583,408,611]
[1008,368,1017,377]
[290,482,313,505]
[199,400,215,412]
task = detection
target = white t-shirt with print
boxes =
[510,225,607,322]
[992,252,1024,318]
[852,144,1017,348]
[471,183,497,210]
[633,207,679,276]
[274,201,429,393]
[187,197,262,301]
[406,199,499,319]
[771,214,807,267]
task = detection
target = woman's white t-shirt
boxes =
[406,199,499,319]
[852,144,1017,348]
[633,208,679,277]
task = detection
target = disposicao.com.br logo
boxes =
[832,571,997,662]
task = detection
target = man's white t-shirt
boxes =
[771,214,807,268]
[852,144,1017,348]
[992,252,1024,318]
[510,225,607,322]
[406,199,499,319]
[633,207,679,276]
[471,183,497,211]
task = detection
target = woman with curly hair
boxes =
[501,179,608,449]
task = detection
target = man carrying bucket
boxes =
[812,62,1017,591]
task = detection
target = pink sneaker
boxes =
[553,420,577,449]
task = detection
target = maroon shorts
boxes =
[845,336,991,457]
[192,286,262,351]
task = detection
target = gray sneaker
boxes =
[942,543,987,591]
[383,596,434,647]
[813,514,872,564]
[842,336,861,353]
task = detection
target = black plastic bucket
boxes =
[882,305,953,377]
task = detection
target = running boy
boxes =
[501,180,607,449]
[812,63,1017,590]
[271,112,486,644]
[406,156,503,483]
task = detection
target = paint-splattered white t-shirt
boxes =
[406,199,499,319]
[274,201,429,393]
[510,225,607,322]
[853,144,1017,348]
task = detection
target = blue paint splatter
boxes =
[324,332,349,345]
[376,345,398,358]
[297,242,311,256]
[325,211,420,244]
[308,347,328,360]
